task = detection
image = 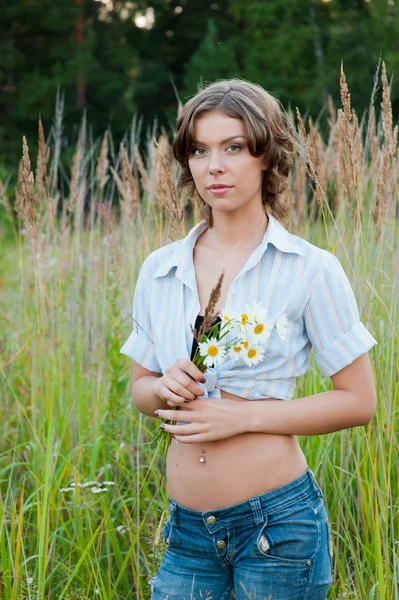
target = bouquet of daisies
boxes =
[151,271,290,453]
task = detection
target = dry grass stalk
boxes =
[327,94,337,129]
[134,147,150,194]
[373,61,397,240]
[36,119,50,206]
[368,106,378,167]
[120,144,140,211]
[338,64,358,189]
[22,136,38,239]
[340,62,352,124]
[36,119,55,236]
[15,159,24,221]
[66,144,80,222]
[157,130,172,167]
[96,130,110,192]
[110,166,130,202]
[294,108,325,209]
[338,63,358,198]
[155,144,185,242]
[380,61,395,157]
[308,116,327,206]
[191,271,225,347]
[326,119,343,215]
[338,129,354,213]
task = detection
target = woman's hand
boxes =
[153,358,206,408]
[154,397,247,443]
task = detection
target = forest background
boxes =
[0,1,398,598]
[1,0,399,179]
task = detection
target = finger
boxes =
[155,408,193,421]
[178,359,207,385]
[166,376,199,401]
[158,383,190,405]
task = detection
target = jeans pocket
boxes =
[163,518,180,550]
[254,494,322,568]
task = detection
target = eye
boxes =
[191,144,242,156]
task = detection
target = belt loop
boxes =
[308,467,324,498]
[249,497,265,526]
[169,500,178,526]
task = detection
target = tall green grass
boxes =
[0,63,398,599]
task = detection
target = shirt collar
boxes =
[153,210,304,280]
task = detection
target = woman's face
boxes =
[187,110,266,217]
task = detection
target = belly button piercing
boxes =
[199,449,206,463]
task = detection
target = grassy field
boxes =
[0,64,398,599]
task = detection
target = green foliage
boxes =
[182,18,240,95]
[2,0,399,172]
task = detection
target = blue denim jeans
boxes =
[148,467,333,600]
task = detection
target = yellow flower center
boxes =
[242,341,249,349]
[254,323,264,335]
[233,346,242,353]
[248,349,257,358]
[241,313,249,325]
[208,345,219,357]
[223,315,231,324]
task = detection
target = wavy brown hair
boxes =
[172,78,294,228]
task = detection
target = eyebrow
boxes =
[193,135,247,145]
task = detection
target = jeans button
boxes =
[216,540,226,549]
[207,516,216,524]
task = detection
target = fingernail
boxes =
[154,410,160,416]
[160,424,165,430]
[201,378,206,383]
[171,434,176,439]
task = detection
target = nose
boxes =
[208,152,226,175]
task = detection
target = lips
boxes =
[208,185,232,189]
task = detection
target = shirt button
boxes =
[216,540,226,549]
[207,515,216,524]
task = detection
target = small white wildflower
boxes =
[60,487,75,493]
[94,587,100,594]
[27,577,33,585]
[102,481,115,486]
[116,525,127,535]
[91,487,107,494]
[80,481,98,489]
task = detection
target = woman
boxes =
[120,79,378,600]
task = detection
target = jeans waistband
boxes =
[167,467,323,528]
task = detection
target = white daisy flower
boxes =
[226,339,247,363]
[275,313,290,343]
[241,343,266,367]
[246,301,269,324]
[219,305,240,333]
[198,337,227,368]
[246,314,274,345]
[236,306,254,333]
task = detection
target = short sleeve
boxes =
[303,253,378,376]
[119,260,162,373]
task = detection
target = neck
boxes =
[206,210,269,253]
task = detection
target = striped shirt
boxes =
[120,210,378,401]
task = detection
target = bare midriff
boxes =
[165,388,308,511]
